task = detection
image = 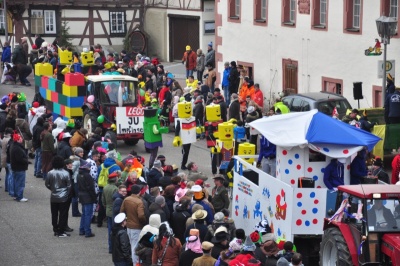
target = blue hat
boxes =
[208,42,213,47]
[167,73,174,79]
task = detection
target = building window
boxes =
[0,10,5,31]
[282,0,296,26]
[204,21,215,34]
[344,0,363,33]
[254,0,268,25]
[312,0,328,30]
[381,0,400,37]
[31,9,56,34]
[352,0,361,29]
[109,11,126,34]
[228,0,241,22]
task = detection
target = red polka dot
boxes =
[316,147,321,150]
[317,186,321,188]
[290,179,295,184]
[296,165,301,170]
[282,150,288,155]
[343,149,349,154]
[313,219,318,224]
[296,219,302,226]
[347,165,350,170]
[301,210,306,215]
[297,193,302,198]
[307,167,313,172]
[314,199,319,204]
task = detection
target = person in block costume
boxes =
[214,121,236,170]
[173,101,196,170]
[205,104,223,174]
[143,107,169,169]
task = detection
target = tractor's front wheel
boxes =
[320,227,352,266]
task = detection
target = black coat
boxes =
[179,250,203,266]
[218,101,228,122]
[149,203,168,222]
[229,100,241,121]
[171,205,191,244]
[57,139,73,160]
[10,141,28,172]
[112,225,131,263]
[112,191,125,220]
[0,110,7,133]
[77,169,97,204]
[211,242,229,259]
[147,168,162,189]
[184,221,208,242]
[193,101,204,125]
[32,121,44,149]
[228,67,240,94]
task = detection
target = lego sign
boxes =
[116,107,144,134]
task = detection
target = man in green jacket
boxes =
[102,171,119,253]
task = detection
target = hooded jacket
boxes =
[15,118,32,141]
[10,141,28,172]
[77,168,97,204]
[138,214,161,241]
[70,130,87,148]
[57,138,73,160]
[102,179,118,217]
[171,204,191,244]
[149,202,167,223]
[323,159,344,190]
[112,191,125,220]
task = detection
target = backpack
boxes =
[97,163,117,188]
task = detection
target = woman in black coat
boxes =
[171,198,191,244]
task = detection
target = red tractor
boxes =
[320,185,400,265]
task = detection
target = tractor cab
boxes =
[322,185,400,266]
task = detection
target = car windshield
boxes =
[317,100,351,116]
[97,80,137,106]
[367,199,400,232]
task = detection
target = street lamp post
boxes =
[376,16,397,107]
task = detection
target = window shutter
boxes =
[31,17,44,35]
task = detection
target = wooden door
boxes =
[169,15,200,61]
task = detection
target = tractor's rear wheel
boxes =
[320,227,352,266]
[124,139,139,146]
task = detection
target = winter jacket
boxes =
[359,117,375,132]
[187,170,208,182]
[229,99,241,121]
[5,115,15,130]
[222,67,231,87]
[111,225,132,263]
[10,141,28,172]
[211,185,230,212]
[41,130,55,152]
[211,242,229,259]
[15,118,32,141]
[196,54,205,72]
[179,250,203,266]
[385,90,400,119]
[84,133,102,154]
[182,50,197,70]
[112,191,125,220]
[152,236,182,266]
[102,180,118,217]
[228,67,240,94]
[193,100,204,125]
[32,119,44,149]
[0,109,7,133]
[1,45,11,63]
[184,220,209,242]
[171,204,191,244]
[149,203,168,223]
[57,139,73,160]
[135,243,153,266]
[120,194,146,229]
[12,45,28,65]
[323,159,344,190]
[45,168,72,203]
[77,168,97,204]
[258,136,276,162]
[234,126,246,141]
[1,134,11,168]
[98,158,121,180]
[70,130,87,148]
[147,167,163,189]
[205,49,215,67]
[253,89,264,108]
[218,101,228,122]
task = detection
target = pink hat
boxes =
[185,235,202,253]
[175,187,188,202]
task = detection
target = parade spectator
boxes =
[1,41,11,65]
[10,131,28,202]
[323,158,345,190]
[186,75,198,90]
[103,172,119,253]
[222,62,231,105]
[253,83,264,110]
[204,212,236,242]
[120,184,147,265]
[211,175,230,213]
[5,109,16,130]
[152,223,182,265]
[78,159,97,238]
[182,45,197,78]
[185,209,209,242]
[350,149,368,185]
[112,185,127,221]
[41,122,55,181]
[171,81,183,98]
[32,117,45,177]
[263,240,281,266]
[205,42,215,68]
[45,156,72,237]
[70,128,88,149]
[2,128,12,194]
[192,241,216,266]
[149,196,168,222]
[229,61,240,95]
[371,158,389,183]
[205,64,217,93]
[35,34,45,49]
[179,234,203,266]
[196,49,205,82]
[210,226,230,259]
[147,160,163,189]
[229,93,241,121]
[246,106,260,150]
[112,213,132,266]
[187,161,208,182]
[291,253,304,266]
[171,197,191,244]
